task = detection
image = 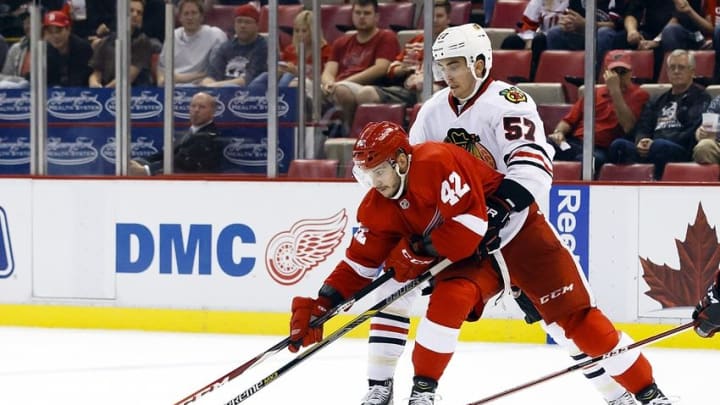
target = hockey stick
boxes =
[174,269,397,405]
[223,258,453,405]
[466,321,694,405]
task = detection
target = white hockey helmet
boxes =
[432,23,493,82]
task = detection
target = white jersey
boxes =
[409,79,555,246]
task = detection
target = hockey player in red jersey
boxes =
[289,121,673,405]
[359,23,670,405]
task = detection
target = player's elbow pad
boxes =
[494,178,535,213]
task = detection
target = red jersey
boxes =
[563,84,649,148]
[330,29,399,82]
[324,142,503,294]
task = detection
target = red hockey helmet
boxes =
[352,121,413,170]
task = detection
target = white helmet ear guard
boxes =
[432,23,493,82]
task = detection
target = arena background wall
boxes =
[0,178,717,350]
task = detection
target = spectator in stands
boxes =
[693,96,720,163]
[320,0,400,137]
[88,0,153,87]
[0,8,29,87]
[620,0,713,79]
[156,0,227,87]
[354,0,451,108]
[500,0,568,79]
[44,10,93,87]
[545,0,626,74]
[608,50,711,179]
[0,34,7,70]
[548,50,649,174]
[709,0,720,84]
[200,4,267,89]
[276,10,332,89]
[129,91,225,175]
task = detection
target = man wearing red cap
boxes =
[548,50,649,175]
[43,10,93,87]
[201,4,268,89]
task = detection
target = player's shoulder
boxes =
[422,87,451,109]
[481,80,538,112]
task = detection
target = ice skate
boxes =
[635,383,673,405]
[407,376,437,405]
[361,379,393,405]
[608,391,637,405]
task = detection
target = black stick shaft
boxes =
[224,258,452,405]
[173,270,396,405]
[466,322,694,405]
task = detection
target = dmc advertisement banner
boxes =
[0,87,297,175]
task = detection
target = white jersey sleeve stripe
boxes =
[451,213,488,237]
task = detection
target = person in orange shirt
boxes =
[548,50,650,174]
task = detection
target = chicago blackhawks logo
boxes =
[265,210,348,285]
[499,87,528,104]
[444,128,497,169]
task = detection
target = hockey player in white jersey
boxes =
[359,23,673,405]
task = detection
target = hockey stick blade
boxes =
[466,321,694,405]
[224,258,452,405]
[173,270,396,405]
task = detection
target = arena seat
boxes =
[321,4,353,44]
[205,5,240,37]
[552,161,582,181]
[660,163,720,182]
[397,29,422,49]
[378,1,416,31]
[407,102,422,129]
[287,159,339,179]
[516,83,565,104]
[259,4,305,49]
[485,27,516,50]
[639,84,672,101]
[350,103,406,138]
[537,103,572,134]
[597,163,655,182]
[489,1,527,28]
[534,51,586,103]
[492,50,532,83]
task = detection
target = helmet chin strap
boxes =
[390,154,411,200]
[457,78,484,104]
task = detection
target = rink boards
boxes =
[0,177,718,349]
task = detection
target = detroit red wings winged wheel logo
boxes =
[265,210,348,285]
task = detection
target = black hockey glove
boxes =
[692,270,720,338]
[477,179,535,258]
[478,195,511,257]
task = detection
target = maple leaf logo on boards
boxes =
[640,203,720,308]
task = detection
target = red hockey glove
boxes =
[385,237,435,283]
[289,296,330,352]
[692,270,720,338]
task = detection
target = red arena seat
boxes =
[597,163,655,182]
[350,103,406,138]
[492,50,532,83]
[660,163,720,182]
[287,159,339,179]
[552,161,582,181]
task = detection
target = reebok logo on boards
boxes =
[0,207,14,278]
